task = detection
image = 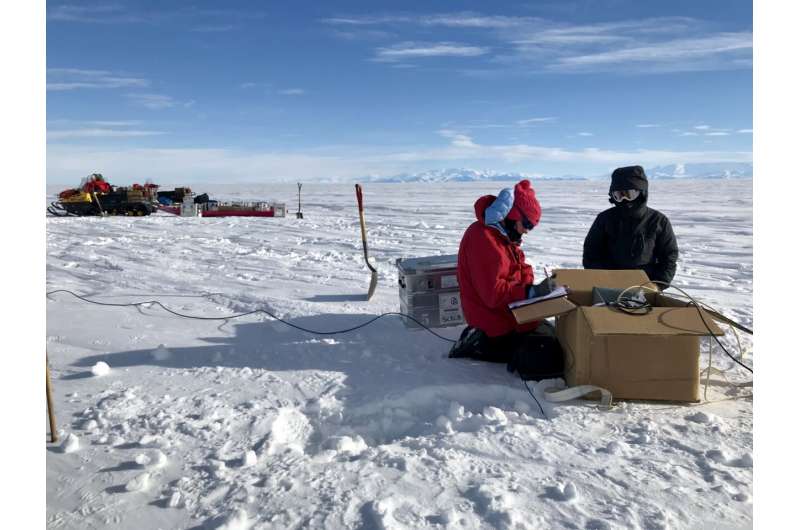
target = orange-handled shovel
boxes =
[355,184,378,301]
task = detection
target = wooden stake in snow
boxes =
[46,354,58,443]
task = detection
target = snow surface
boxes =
[46,180,753,529]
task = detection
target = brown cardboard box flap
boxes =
[552,269,655,306]
[510,296,576,324]
[582,306,724,336]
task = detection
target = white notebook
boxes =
[508,286,569,309]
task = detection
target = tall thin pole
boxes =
[296,183,304,219]
[46,354,58,443]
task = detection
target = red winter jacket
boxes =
[457,195,539,337]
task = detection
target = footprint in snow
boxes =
[540,482,579,503]
[125,472,150,492]
[134,449,167,469]
[214,508,251,530]
[732,491,751,503]
[585,519,612,530]
[152,344,171,361]
[685,411,713,424]
[705,449,752,468]
[627,433,652,445]
[597,441,622,454]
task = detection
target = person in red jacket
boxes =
[449,179,555,362]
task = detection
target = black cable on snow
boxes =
[46,289,457,343]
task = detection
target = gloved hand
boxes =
[529,276,557,298]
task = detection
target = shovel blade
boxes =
[366,270,378,301]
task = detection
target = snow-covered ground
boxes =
[46,180,753,529]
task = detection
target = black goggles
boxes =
[521,215,535,230]
[611,189,641,202]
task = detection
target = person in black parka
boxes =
[583,165,678,286]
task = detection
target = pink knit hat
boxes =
[506,179,541,226]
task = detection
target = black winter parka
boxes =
[582,203,679,286]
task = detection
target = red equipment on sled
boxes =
[48,174,158,217]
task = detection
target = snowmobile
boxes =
[48,174,159,217]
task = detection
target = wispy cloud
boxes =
[678,125,735,137]
[324,12,537,30]
[422,13,537,29]
[240,82,273,89]
[47,68,149,91]
[86,120,143,127]
[325,13,751,74]
[47,119,166,140]
[331,28,397,41]
[427,131,751,166]
[577,132,594,137]
[191,24,236,32]
[47,128,166,140]
[516,117,558,126]
[512,17,697,46]
[507,19,751,74]
[636,124,661,128]
[549,33,752,72]
[437,129,478,148]
[49,4,267,26]
[374,42,489,62]
[239,84,305,95]
[126,93,192,110]
[47,4,144,24]
[321,15,415,26]
[738,128,753,134]
[48,119,144,128]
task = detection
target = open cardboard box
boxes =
[514,269,724,402]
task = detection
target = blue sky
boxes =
[46,0,753,183]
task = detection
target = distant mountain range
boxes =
[645,163,753,180]
[364,168,555,183]
[364,163,752,183]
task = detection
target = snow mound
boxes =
[242,450,257,467]
[469,484,522,530]
[482,406,509,424]
[264,408,313,455]
[216,509,251,530]
[59,433,79,453]
[134,450,167,469]
[90,361,110,377]
[125,472,150,492]
[323,435,368,456]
